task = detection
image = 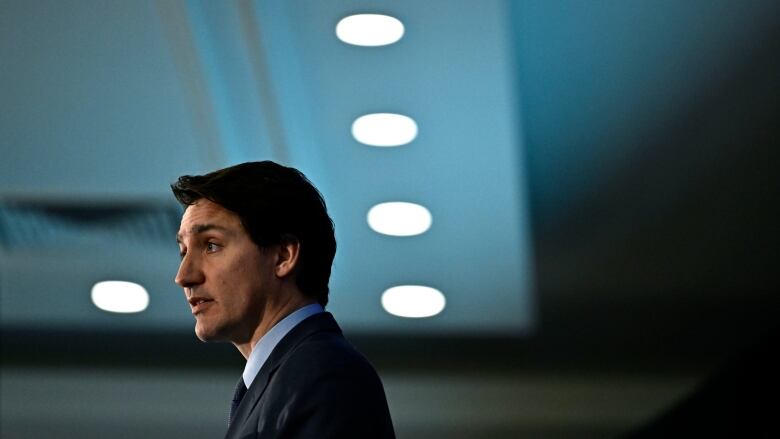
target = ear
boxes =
[274,237,300,278]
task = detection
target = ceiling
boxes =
[1,0,779,362]
[1,0,535,335]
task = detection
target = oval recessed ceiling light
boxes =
[367,202,432,237]
[382,285,446,318]
[352,113,418,147]
[91,280,149,314]
[336,14,405,47]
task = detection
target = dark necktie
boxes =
[228,377,248,427]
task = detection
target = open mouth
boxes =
[190,298,214,314]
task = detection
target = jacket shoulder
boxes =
[258,322,395,438]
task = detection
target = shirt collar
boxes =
[242,303,324,388]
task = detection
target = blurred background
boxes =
[1,0,778,438]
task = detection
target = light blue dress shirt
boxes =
[242,303,324,388]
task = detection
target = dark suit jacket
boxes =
[225,312,395,439]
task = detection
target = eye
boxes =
[206,242,222,253]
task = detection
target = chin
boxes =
[194,323,222,342]
[195,318,237,343]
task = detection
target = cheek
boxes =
[213,257,246,285]
[222,261,263,300]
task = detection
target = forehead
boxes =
[177,199,242,237]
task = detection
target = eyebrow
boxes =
[176,224,231,243]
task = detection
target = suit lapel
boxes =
[224,312,341,439]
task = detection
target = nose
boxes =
[175,252,204,289]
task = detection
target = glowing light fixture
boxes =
[91,280,149,313]
[382,285,446,318]
[336,14,405,46]
[352,113,418,147]
[367,202,432,237]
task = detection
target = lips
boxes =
[188,296,214,314]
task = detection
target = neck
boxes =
[234,291,316,359]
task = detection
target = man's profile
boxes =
[172,161,395,438]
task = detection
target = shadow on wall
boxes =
[626,325,780,437]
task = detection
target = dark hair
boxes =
[171,161,336,307]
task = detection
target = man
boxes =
[172,161,395,438]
